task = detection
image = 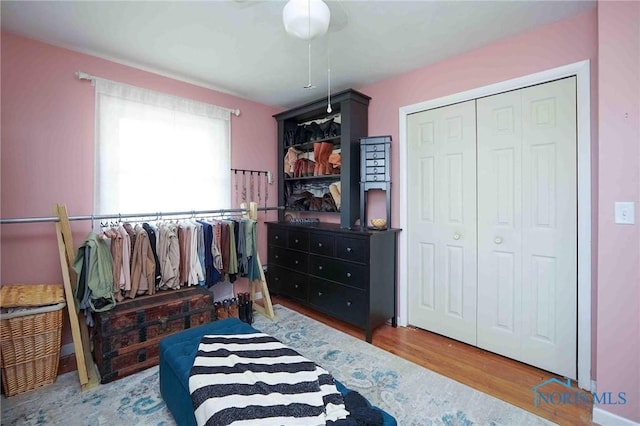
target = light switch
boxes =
[614,202,635,225]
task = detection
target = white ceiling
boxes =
[1,0,595,110]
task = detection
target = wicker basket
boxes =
[0,284,66,397]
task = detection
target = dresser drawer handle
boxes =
[294,284,299,289]
[294,260,299,265]
[373,153,377,158]
[318,265,323,271]
[318,291,323,297]
[275,255,279,259]
[295,239,299,243]
[318,242,323,247]
[374,160,378,165]
[346,272,352,278]
[346,301,352,307]
[275,277,280,281]
[346,247,352,253]
[275,235,279,240]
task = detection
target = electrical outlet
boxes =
[614,202,635,225]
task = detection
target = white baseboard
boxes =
[593,407,640,426]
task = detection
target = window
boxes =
[94,79,231,215]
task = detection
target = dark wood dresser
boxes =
[266,222,398,342]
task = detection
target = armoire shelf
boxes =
[274,89,370,229]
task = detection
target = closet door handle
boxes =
[294,260,299,265]
[453,233,461,240]
[294,239,299,244]
[294,284,299,289]
[275,255,279,259]
[346,301,352,307]
[275,235,279,240]
[494,237,503,244]
[318,242,322,247]
[318,291,323,297]
[346,247,352,253]
[346,272,352,278]
[318,265,323,271]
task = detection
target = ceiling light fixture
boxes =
[282,0,331,40]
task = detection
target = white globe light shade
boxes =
[283,0,331,40]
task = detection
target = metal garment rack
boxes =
[0,206,282,225]
[1,203,281,391]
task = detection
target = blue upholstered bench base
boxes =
[159,318,397,426]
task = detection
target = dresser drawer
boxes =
[336,237,367,264]
[309,255,367,289]
[365,159,385,168]
[364,151,385,160]
[288,229,309,251]
[309,232,334,256]
[365,143,386,153]
[268,246,308,271]
[365,166,386,175]
[269,266,308,302]
[308,278,365,326]
[365,174,387,182]
[268,227,287,247]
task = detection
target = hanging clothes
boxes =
[117,224,132,293]
[73,232,117,314]
[157,222,181,290]
[103,227,124,302]
[142,222,162,288]
[186,220,205,286]
[129,224,156,298]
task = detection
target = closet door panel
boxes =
[520,77,577,379]
[477,90,523,359]
[407,100,477,345]
[477,78,577,379]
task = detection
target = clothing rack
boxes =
[0,206,283,225]
[2,203,280,391]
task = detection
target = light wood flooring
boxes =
[271,295,595,426]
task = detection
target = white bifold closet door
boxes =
[476,77,577,379]
[407,77,577,379]
[407,100,477,346]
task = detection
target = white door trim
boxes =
[398,60,592,390]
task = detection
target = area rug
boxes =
[1,305,554,425]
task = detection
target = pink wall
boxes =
[596,1,640,422]
[359,9,599,227]
[1,32,279,343]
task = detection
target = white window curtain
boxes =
[94,78,231,215]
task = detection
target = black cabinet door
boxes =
[270,265,308,302]
[308,277,365,327]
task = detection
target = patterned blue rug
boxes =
[1,305,554,425]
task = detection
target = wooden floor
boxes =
[272,295,595,426]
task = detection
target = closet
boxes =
[407,77,577,379]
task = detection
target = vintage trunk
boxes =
[93,286,214,384]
